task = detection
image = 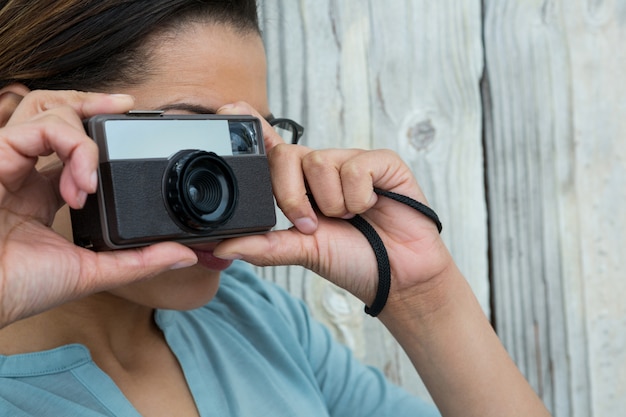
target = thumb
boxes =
[83,242,198,292]
[213,229,311,268]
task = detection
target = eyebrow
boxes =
[159,102,273,121]
[158,103,218,114]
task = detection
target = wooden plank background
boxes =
[258,1,626,416]
[483,1,626,416]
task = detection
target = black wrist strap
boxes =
[348,188,442,317]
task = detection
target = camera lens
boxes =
[229,122,257,154]
[165,150,238,232]
[186,169,225,214]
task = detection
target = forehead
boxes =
[125,23,269,115]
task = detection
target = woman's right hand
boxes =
[0,88,197,328]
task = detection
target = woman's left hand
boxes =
[214,103,453,311]
[214,104,554,417]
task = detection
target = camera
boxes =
[70,112,276,251]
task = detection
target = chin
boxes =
[110,265,223,311]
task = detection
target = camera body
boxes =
[70,112,276,251]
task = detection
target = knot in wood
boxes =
[406,119,436,151]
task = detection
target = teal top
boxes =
[0,261,439,416]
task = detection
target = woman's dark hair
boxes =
[0,0,260,91]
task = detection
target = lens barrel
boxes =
[164,150,238,232]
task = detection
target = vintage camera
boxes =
[70,112,276,251]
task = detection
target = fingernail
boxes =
[218,103,236,111]
[76,190,87,208]
[368,191,379,207]
[109,93,134,101]
[169,258,198,270]
[107,94,135,108]
[217,102,246,114]
[293,217,317,234]
[89,171,98,191]
[213,252,242,260]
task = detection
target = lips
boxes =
[192,248,233,271]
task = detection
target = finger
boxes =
[217,102,318,234]
[0,112,99,208]
[38,160,66,214]
[268,143,319,234]
[340,149,427,205]
[337,150,440,236]
[213,228,313,267]
[322,149,424,208]
[213,223,377,304]
[13,242,199,323]
[0,92,24,127]
[82,242,198,293]
[217,101,286,151]
[301,148,371,218]
[59,159,91,209]
[6,90,134,126]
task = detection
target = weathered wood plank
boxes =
[259,0,486,402]
[483,1,626,415]
[259,1,626,415]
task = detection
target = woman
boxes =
[0,1,550,416]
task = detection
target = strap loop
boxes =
[349,188,442,317]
